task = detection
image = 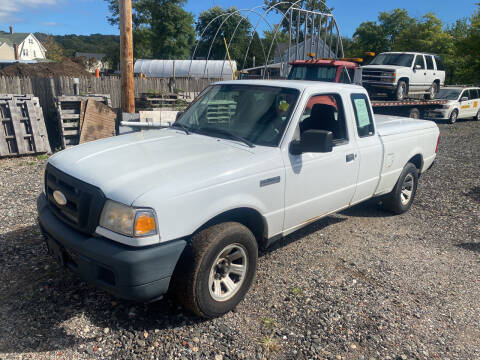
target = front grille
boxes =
[45,164,105,235]
[362,69,395,82]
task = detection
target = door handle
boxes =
[346,153,356,162]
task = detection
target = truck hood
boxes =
[48,129,277,205]
[362,65,409,72]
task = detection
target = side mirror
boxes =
[415,64,422,70]
[460,96,469,102]
[289,130,333,155]
[175,111,184,121]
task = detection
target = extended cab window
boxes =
[434,56,445,71]
[414,55,425,69]
[299,94,348,145]
[351,94,375,137]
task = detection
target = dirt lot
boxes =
[0,60,91,78]
[0,120,479,360]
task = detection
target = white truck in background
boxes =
[38,80,439,318]
[362,52,446,101]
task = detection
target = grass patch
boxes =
[289,287,303,296]
[259,336,281,353]
[36,154,49,161]
[262,317,276,329]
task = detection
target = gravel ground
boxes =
[0,120,479,360]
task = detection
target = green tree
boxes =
[195,6,252,67]
[456,4,480,83]
[41,36,65,62]
[105,0,195,59]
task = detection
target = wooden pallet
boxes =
[0,95,51,158]
[56,94,112,148]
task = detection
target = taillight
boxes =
[435,135,440,153]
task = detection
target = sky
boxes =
[0,0,477,37]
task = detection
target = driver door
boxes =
[282,93,359,232]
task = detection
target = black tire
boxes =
[449,109,458,124]
[424,82,439,100]
[395,80,408,101]
[173,222,258,318]
[474,110,480,121]
[382,162,419,214]
[408,108,420,119]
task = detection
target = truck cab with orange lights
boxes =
[288,58,362,85]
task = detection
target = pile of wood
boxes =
[0,94,51,157]
[136,92,189,111]
[56,95,115,148]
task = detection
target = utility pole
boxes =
[119,0,135,114]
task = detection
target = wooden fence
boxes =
[0,76,223,116]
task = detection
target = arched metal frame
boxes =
[188,1,344,79]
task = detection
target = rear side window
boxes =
[425,56,434,70]
[351,93,375,137]
[414,55,425,69]
[469,89,480,99]
[434,56,445,71]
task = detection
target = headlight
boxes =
[99,200,157,237]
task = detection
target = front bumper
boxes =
[37,193,186,302]
[362,81,396,90]
[424,109,449,120]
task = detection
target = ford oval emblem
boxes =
[53,190,67,206]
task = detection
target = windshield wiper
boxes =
[170,123,190,135]
[198,127,255,148]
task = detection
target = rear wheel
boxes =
[425,82,439,100]
[173,222,258,318]
[474,110,480,121]
[408,108,420,119]
[395,80,408,101]
[449,109,458,124]
[382,162,419,214]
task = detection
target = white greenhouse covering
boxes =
[134,60,237,79]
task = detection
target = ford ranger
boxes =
[38,80,440,318]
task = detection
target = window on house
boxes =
[23,49,28,57]
[33,50,37,58]
[29,38,34,44]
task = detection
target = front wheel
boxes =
[173,222,258,318]
[449,109,458,124]
[382,162,419,214]
[395,80,408,101]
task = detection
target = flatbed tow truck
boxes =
[287,58,448,119]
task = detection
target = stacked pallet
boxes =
[56,95,113,148]
[0,94,51,158]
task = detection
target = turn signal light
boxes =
[135,211,157,236]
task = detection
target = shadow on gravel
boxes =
[263,216,347,255]
[0,225,208,356]
[340,198,394,218]
[456,243,480,253]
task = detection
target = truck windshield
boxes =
[435,89,461,100]
[175,84,300,147]
[369,53,414,67]
[288,65,337,82]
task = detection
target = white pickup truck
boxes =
[38,80,439,318]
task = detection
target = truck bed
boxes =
[375,114,438,136]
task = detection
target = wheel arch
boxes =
[194,207,268,248]
[408,153,423,173]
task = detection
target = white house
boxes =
[75,52,110,73]
[0,30,47,61]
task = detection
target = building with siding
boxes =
[0,30,47,61]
